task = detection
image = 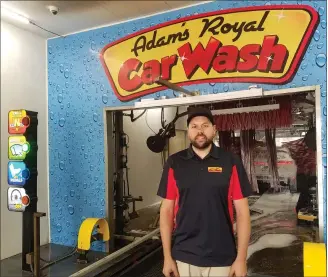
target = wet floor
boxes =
[245,191,317,277]
[1,191,318,277]
[126,190,318,277]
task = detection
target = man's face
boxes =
[187,116,216,149]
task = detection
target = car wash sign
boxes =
[100,5,318,102]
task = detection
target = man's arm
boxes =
[229,154,253,276]
[160,199,175,260]
[234,198,251,261]
[156,158,180,277]
[156,157,177,260]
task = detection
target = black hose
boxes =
[40,247,77,270]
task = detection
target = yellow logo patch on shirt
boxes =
[208,167,223,173]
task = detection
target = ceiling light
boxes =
[1,5,30,24]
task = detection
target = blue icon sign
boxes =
[7,161,30,186]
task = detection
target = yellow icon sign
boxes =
[8,110,29,134]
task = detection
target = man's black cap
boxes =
[187,107,215,125]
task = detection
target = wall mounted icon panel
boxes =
[7,187,30,212]
[8,135,30,160]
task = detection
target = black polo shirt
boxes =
[157,143,252,267]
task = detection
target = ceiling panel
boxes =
[1,1,207,38]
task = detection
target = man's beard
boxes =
[190,134,212,149]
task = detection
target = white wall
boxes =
[1,21,48,259]
[123,106,188,210]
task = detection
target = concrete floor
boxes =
[125,190,317,277]
[0,243,108,277]
[1,190,318,277]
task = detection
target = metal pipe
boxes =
[114,235,137,242]
[69,228,160,277]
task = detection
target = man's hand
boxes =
[229,259,247,277]
[163,257,180,277]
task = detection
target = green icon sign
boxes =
[8,136,30,160]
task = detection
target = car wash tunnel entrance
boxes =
[1,80,326,277]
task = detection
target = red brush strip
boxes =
[214,100,292,131]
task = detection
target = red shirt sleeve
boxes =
[157,157,177,200]
[230,154,253,200]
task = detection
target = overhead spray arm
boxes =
[155,77,199,97]
[147,108,188,153]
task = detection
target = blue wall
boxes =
[47,0,327,249]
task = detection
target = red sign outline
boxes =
[100,5,319,102]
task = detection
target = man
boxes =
[157,107,252,277]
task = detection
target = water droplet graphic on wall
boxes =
[321,20,327,29]
[321,90,326,97]
[63,69,69,79]
[68,205,75,215]
[83,183,87,189]
[48,46,52,54]
[318,7,325,16]
[302,75,309,81]
[50,112,54,120]
[93,113,99,122]
[223,84,229,92]
[56,223,62,232]
[301,63,307,70]
[64,195,68,202]
[70,190,75,197]
[60,64,64,73]
[317,43,324,49]
[57,94,63,103]
[323,106,327,116]
[102,94,108,104]
[84,153,88,159]
[316,53,326,67]
[313,30,320,41]
[59,118,66,127]
[59,161,65,170]
[91,41,96,50]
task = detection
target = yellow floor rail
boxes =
[303,242,326,277]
